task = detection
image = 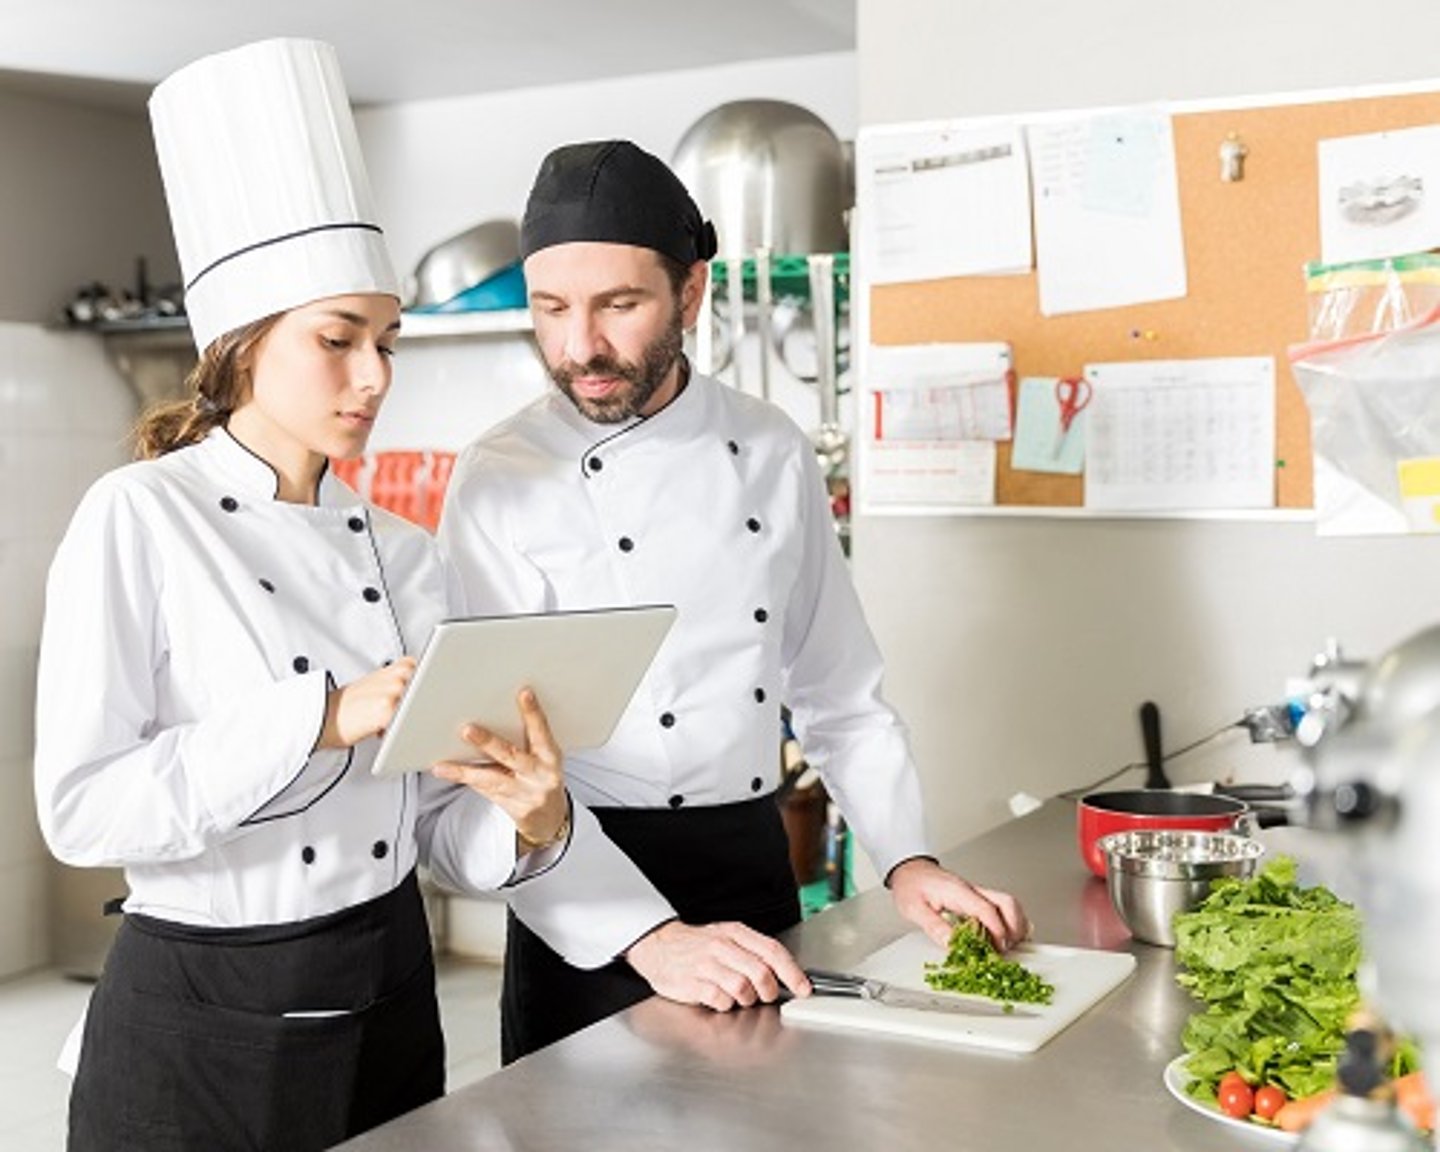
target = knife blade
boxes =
[803,968,1038,1019]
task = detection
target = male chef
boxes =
[438,139,1030,1061]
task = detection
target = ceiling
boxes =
[0,0,854,112]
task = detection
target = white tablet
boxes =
[370,604,677,776]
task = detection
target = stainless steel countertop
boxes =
[337,800,1309,1151]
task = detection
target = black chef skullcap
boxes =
[520,140,719,266]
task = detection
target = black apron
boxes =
[68,870,444,1152]
[501,793,799,1063]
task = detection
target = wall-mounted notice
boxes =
[1011,377,1088,476]
[1317,123,1440,265]
[1028,110,1187,317]
[863,441,997,509]
[869,341,1013,442]
[862,342,1012,510]
[1083,357,1276,512]
[858,122,1033,286]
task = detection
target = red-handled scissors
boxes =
[1052,376,1093,459]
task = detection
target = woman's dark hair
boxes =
[131,312,281,460]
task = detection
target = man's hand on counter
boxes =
[624,921,813,1011]
[888,858,1031,952]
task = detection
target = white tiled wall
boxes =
[0,321,136,979]
[370,335,549,454]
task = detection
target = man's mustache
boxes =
[552,356,636,384]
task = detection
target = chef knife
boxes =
[803,968,1038,1018]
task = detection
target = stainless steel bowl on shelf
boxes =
[1098,829,1265,947]
[408,218,521,310]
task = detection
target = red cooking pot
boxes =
[1076,789,1251,877]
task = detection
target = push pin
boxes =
[1220,133,1248,182]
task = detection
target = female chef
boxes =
[32,40,570,1151]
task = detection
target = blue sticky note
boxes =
[1011,376,1087,475]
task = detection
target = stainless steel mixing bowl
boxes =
[408,218,521,309]
[1098,829,1265,947]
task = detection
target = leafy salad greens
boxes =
[1173,855,1416,1103]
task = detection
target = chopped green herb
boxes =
[923,917,1054,1006]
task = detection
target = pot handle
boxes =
[1215,783,1293,802]
[1140,701,1172,790]
[1233,808,1288,837]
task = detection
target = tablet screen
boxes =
[370,604,677,776]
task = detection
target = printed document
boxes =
[862,440,998,510]
[1317,123,1440,266]
[1082,357,1275,511]
[1028,110,1187,316]
[858,122,1033,285]
[868,342,1013,442]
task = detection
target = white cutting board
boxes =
[780,932,1136,1053]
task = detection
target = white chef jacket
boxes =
[439,370,932,969]
[35,427,535,929]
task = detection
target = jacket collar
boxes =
[201,426,357,508]
[551,362,713,455]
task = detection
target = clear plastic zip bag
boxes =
[1291,254,1440,534]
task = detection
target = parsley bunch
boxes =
[923,917,1054,1007]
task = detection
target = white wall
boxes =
[0,90,177,325]
[0,90,162,976]
[853,0,1440,858]
[858,0,1440,124]
[0,324,136,978]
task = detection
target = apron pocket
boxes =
[114,991,362,1151]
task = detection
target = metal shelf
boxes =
[87,307,534,346]
[82,309,535,409]
[709,251,850,304]
[396,308,533,338]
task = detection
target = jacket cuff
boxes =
[506,801,676,970]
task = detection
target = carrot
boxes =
[1270,1077,1433,1135]
[1395,1071,1435,1133]
[1274,1090,1336,1133]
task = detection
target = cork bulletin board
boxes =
[866,85,1440,511]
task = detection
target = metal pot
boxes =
[672,99,850,432]
[671,99,849,259]
[1076,789,1252,878]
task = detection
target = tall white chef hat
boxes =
[148,38,399,353]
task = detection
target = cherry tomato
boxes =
[1219,1079,1256,1119]
[1254,1086,1287,1121]
[1218,1071,1248,1095]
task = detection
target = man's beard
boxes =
[548,306,685,424]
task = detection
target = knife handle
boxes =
[803,968,868,997]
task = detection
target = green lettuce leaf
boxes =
[1173,855,1361,1099]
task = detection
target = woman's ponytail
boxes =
[132,392,227,460]
[130,313,279,460]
